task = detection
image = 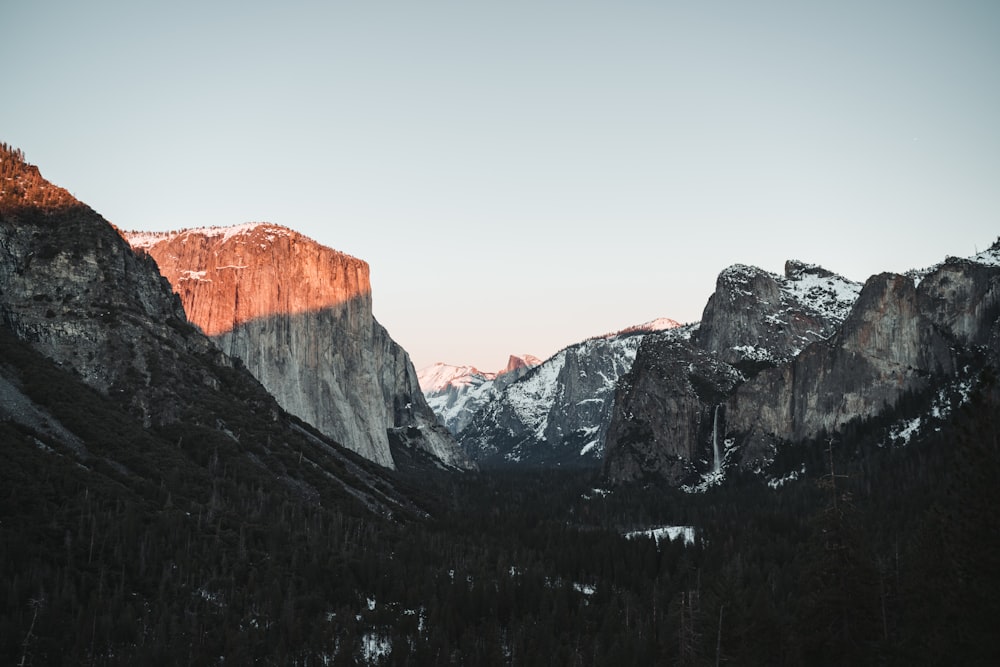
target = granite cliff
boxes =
[725,254,1000,469]
[604,249,1000,485]
[127,225,470,470]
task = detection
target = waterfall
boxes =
[712,405,722,473]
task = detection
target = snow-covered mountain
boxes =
[457,319,681,468]
[418,355,541,434]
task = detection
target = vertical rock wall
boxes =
[128,224,470,469]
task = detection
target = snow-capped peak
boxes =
[417,363,495,393]
[595,316,682,340]
[419,354,544,393]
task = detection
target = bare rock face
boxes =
[603,330,742,484]
[127,225,470,470]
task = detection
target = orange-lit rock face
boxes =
[124,223,469,470]
[128,224,371,336]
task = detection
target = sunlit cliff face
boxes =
[127,224,372,336]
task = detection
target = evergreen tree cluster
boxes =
[0,143,78,211]
[3,340,999,665]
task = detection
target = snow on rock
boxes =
[418,355,543,434]
[418,363,496,393]
[458,323,668,466]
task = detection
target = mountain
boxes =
[418,354,541,434]
[126,225,471,471]
[725,249,1000,467]
[0,143,423,511]
[3,144,997,664]
[457,320,680,467]
[0,143,444,660]
[604,249,1000,485]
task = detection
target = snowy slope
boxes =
[418,363,496,394]
[419,355,541,434]
[458,325,677,467]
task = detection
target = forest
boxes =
[2,320,999,665]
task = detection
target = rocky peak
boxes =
[502,354,542,375]
[695,261,860,369]
[457,330,653,467]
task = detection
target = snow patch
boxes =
[361,634,391,662]
[768,465,806,489]
[624,526,696,547]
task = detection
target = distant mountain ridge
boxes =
[418,354,542,393]
[418,355,542,434]
[451,318,681,467]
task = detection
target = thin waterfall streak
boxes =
[712,405,721,473]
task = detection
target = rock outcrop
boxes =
[695,260,860,369]
[127,225,470,470]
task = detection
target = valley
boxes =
[2,143,999,664]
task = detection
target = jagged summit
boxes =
[907,237,1000,282]
[970,238,1000,266]
[598,317,682,339]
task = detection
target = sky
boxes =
[2,1,998,372]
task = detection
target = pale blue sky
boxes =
[3,1,998,371]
